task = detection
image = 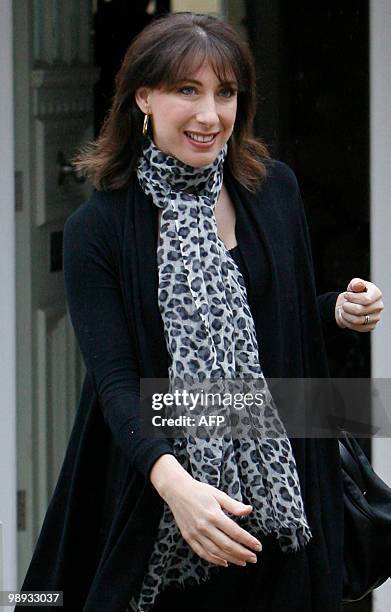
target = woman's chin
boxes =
[174,147,222,168]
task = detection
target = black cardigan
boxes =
[17,160,344,611]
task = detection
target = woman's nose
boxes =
[195,94,219,126]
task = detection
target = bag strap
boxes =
[338,437,367,492]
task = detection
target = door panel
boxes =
[14,0,97,583]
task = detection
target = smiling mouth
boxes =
[185,131,219,143]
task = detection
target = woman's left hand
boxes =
[335,278,384,332]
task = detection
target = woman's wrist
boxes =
[150,453,192,501]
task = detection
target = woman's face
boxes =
[135,61,238,167]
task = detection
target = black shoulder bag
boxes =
[339,430,391,601]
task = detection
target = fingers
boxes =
[336,305,347,328]
[189,538,228,567]
[338,308,380,332]
[340,300,384,325]
[214,508,263,553]
[338,281,384,332]
[345,283,382,306]
[169,480,263,570]
[196,531,259,566]
[342,298,384,317]
[185,488,262,567]
[182,507,261,555]
[340,296,383,330]
[216,490,253,516]
[215,491,262,552]
[182,516,262,568]
[347,278,367,293]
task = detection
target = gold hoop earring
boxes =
[142,113,150,137]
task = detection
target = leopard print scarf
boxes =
[131,137,312,612]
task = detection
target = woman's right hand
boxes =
[150,454,263,567]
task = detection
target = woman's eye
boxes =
[179,86,196,95]
[219,88,236,98]
[177,85,237,98]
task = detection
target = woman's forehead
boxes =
[182,61,236,83]
[163,52,238,87]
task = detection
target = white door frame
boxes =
[370,0,391,609]
[0,0,17,593]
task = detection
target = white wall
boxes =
[370,0,391,610]
[0,0,17,594]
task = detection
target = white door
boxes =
[14,0,98,583]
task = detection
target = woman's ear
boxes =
[135,87,151,114]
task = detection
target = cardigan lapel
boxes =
[224,168,280,300]
[124,180,169,377]
[224,168,286,367]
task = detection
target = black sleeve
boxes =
[63,200,174,481]
[317,292,339,324]
[317,291,341,336]
[290,173,343,338]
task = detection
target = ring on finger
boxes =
[363,314,370,325]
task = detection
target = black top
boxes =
[228,241,270,297]
[17,161,344,612]
[228,244,250,290]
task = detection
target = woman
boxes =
[18,12,384,612]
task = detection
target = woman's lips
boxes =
[184,131,219,148]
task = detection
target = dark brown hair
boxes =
[74,12,270,192]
